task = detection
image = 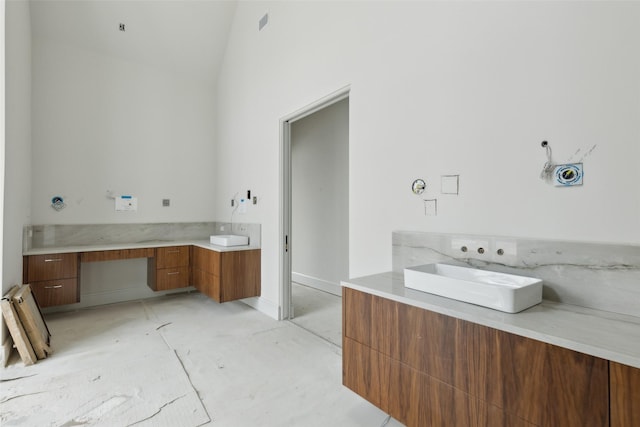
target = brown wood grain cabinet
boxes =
[147,246,190,291]
[343,287,613,427]
[23,253,80,307]
[610,361,640,427]
[192,246,260,303]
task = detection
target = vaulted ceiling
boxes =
[29,0,238,83]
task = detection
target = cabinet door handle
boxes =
[44,285,63,289]
[167,271,180,275]
[44,258,63,262]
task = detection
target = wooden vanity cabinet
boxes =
[192,246,260,302]
[23,253,80,307]
[610,361,640,427]
[343,288,610,427]
[147,246,190,291]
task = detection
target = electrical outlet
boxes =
[162,199,170,207]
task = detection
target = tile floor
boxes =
[1,290,403,426]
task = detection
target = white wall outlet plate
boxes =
[554,163,583,186]
[115,196,137,212]
[441,175,460,195]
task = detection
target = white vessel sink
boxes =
[209,234,249,247]
[404,263,542,313]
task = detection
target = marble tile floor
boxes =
[1,292,404,427]
[289,282,342,347]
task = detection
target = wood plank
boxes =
[80,248,154,262]
[1,287,37,365]
[610,361,640,427]
[12,284,51,359]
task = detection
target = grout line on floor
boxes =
[126,394,187,427]
[172,349,213,426]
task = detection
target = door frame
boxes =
[279,85,350,320]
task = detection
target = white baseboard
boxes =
[240,296,280,320]
[292,272,341,296]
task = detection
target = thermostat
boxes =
[554,163,583,187]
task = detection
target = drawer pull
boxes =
[44,258,63,262]
[167,271,180,275]
[167,250,181,254]
[44,285,63,289]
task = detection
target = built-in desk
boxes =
[23,241,261,308]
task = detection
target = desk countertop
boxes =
[23,240,260,256]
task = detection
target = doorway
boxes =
[279,87,350,328]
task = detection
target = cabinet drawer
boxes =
[26,253,78,281]
[155,266,190,291]
[156,246,190,269]
[30,278,79,307]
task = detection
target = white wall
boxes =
[29,34,217,307]
[215,1,640,312]
[291,98,349,293]
[31,38,217,224]
[4,0,31,293]
[3,0,32,360]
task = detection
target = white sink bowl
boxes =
[209,234,249,247]
[404,263,542,313]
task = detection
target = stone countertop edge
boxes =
[342,271,640,370]
[23,240,261,256]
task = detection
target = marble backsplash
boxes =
[393,231,640,317]
[24,222,261,251]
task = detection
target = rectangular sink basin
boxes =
[404,263,542,313]
[209,234,249,247]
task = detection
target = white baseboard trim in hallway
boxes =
[292,272,341,296]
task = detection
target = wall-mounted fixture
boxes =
[119,23,126,32]
[554,163,583,186]
[51,196,66,211]
[411,179,426,195]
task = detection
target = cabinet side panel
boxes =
[611,362,640,427]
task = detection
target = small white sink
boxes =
[404,263,542,313]
[209,235,249,247]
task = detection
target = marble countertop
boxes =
[342,271,640,369]
[23,240,261,255]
